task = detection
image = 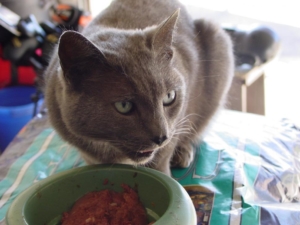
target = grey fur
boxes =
[44,0,234,176]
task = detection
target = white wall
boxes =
[88,0,112,17]
[88,0,300,28]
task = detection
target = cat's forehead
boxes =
[87,29,180,98]
[90,29,149,56]
[120,61,181,103]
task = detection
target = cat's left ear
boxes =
[152,9,180,59]
[58,30,108,90]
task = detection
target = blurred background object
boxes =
[0,0,91,151]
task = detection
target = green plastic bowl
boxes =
[6,164,196,225]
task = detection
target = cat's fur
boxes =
[44,0,234,176]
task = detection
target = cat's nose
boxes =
[152,135,167,145]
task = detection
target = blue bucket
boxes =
[0,86,43,152]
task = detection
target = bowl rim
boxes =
[6,164,197,225]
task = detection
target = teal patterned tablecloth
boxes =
[0,110,299,225]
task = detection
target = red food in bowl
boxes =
[61,184,152,225]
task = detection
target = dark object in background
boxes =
[0,2,90,86]
[224,25,281,72]
[0,3,89,73]
[50,4,84,31]
[2,13,50,72]
[0,2,90,152]
[0,5,21,44]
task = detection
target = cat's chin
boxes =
[125,150,156,165]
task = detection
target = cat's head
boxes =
[56,10,186,164]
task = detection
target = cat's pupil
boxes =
[163,90,176,106]
[114,101,133,114]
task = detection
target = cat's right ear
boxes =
[151,9,180,60]
[58,31,107,89]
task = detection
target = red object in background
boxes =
[0,46,36,88]
[0,56,10,87]
[17,66,36,85]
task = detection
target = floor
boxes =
[89,0,300,125]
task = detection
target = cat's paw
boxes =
[171,143,194,168]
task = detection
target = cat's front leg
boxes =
[148,144,176,176]
[171,142,194,168]
[148,138,196,175]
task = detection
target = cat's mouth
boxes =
[126,149,155,161]
[136,149,154,158]
[125,139,171,162]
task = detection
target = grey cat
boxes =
[44,0,234,176]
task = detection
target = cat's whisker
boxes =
[198,59,224,63]
[172,129,191,135]
[145,159,157,170]
[174,119,188,127]
[176,113,204,123]
[185,74,223,86]
[184,120,198,133]
[107,162,117,171]
[175,134,195,143]
[185,125,198,137]
[174,132,190,137]
[173,120,198,138]
[173,129,190,133]
[175,128,192,133]
[174,123,189,128]
[172,129,190,134]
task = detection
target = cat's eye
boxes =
[114,101,133,114]
[163,90,176,106]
